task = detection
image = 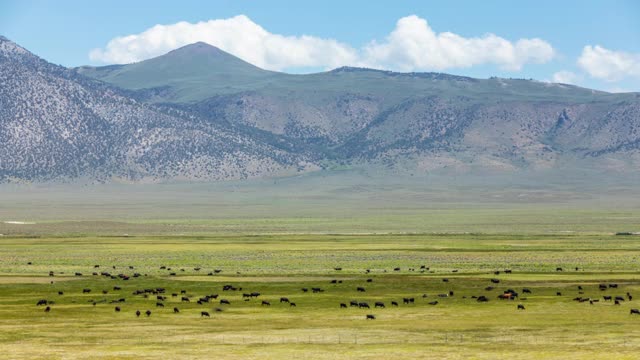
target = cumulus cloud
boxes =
[360,15,554,71]
[551,70,580,84]
[89,14,555,72]
[577,45,640,82]
[89,15,358,70]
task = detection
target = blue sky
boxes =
[1,0,638,92]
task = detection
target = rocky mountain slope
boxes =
[0,37,312,182]
[1,37,638,183]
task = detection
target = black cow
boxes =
[115,306,121,312]
[556,267,563,272]
[491,279,500,284]
[477,296,489,302]
[280,297,290,303]
[374,302,385,308]
[428,301,438,305]
[350,301,358,307]
[522,288,532,294]
[82,289,91,293]
[290,302,296,307]
[357,287,366,292]
[145,310,151,317]
[366,279,373,283]
[615,296,625,302]
[58,291,63,296]
[156,302,164,307]
[181,297,190,302]
[340,303,347,308]
[136,310,141,317]
[604,296,612,301]
[615,300,621,305]
[391,301,399,306]
[630,309,640,315]
[359,302,370,309]
[44,306,51,312]
[36,299,48,306]
[261,301,271,306]
[201,311,210,317]
[174,307,180,313]
[517,304,525,310]
[301,288,308,292]
[220,299,230,305]
[366,314,376,320]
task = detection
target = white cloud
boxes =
[577,45,640,82]
[551,70,580,84]
[89,14,555,72]
[89,15,358,70]
[360,15,554,71]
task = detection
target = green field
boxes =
[2,232,640,359]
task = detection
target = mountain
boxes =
[1,38,639,183]
[0,37,313,182]
[79,42,640,174]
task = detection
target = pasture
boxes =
[1,233,640,359]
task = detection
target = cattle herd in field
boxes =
[30,263,640,320]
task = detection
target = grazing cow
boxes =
[517,304,525,310]
[145,310,151,317]
[290,302,296,307]
[58,291,63,296]
[113,286,121,291]
[311,287,324,293]
[357,287,366,292]
[359,302,370,309]
[44,306,51,312]
[181,297,190,302]
[180,290,187,294]
[174,307,180,313]
[556,267,563,272]
[522,288,532,294]
[261,301,271,306]
[334,267,342,271]
[630,309,640,315]
[156,302,164,307]
[428,301,438,305]
[556,292,562,296]
[477,296,489,302]
[75,272,83,276]
[350,301,359,307]
[442,278,449,283]
[330,280,337,284]
[615,296,625,302]
[374,302,385,308]
[609,284,618,288]
[505,269,512,274]
[366,314,376,320]
[615,300,621,305]
[438,294,448,298]
[485,286,494,291]
[599,284,608,291]
[220,299,230,305]
[393,267,401,272]
[491,279,500,284]
[498,293,513,300]
[302,288,309,293]
[201,311,210,317]
[449,291,454,296]
[604,296,612,301]
[391,301,399,306]
[280,297,290,303]
[135,310,141,317]
[115,306,121,312]
[577,286,583,290]
[340,303,347,308]
[629,294,633,301]
[36,299,48,306]
[82,289,91,294]
[366,278,373,283]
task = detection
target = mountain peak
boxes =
[167,41,228,56]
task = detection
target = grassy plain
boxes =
[1,177,639,359]
[1,233,640,359]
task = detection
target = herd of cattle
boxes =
[32,264,640,320]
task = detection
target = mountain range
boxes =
[1,36,639,183]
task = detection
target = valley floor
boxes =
[1,233,640,359]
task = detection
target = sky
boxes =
[1,0,638,92]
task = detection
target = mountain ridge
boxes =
[2,36,639,183]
